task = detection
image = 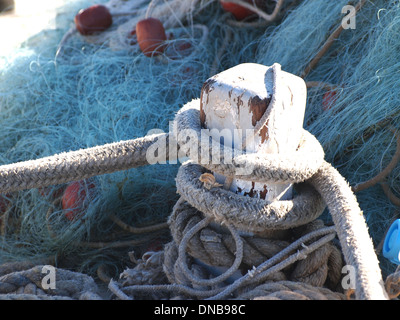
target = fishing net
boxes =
[0,0,399,298]
[257,0,400,278]
[0,0,208,277]
[0,0,274,281]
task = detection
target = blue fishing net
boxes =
[257,0,400,277]
[1,0,399,280]
[0,0,217,275]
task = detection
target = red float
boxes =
[136,17,167,57]
[75,5,112,36]
[220,0,256,20]
[322,91,337,111]
[62,180,96,221]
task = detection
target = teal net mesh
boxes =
[0,0,399,279]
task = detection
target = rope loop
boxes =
[0,93,389,299]
[173,99,325,184]
[167,98,388,300]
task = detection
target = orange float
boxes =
[136,18,167,57]
[75,5,112,36]
[322,91,337,111]
[220,0,255,20]
[62,180,96,221]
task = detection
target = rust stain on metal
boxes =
[245,182,256,198]
[259,185,268,199]
[237,92,245,108]
[200,78,217,127]
[288,87,293,105]
[248,95,272,144]
[296,134,306,151]
[202,78,217,96]
[260,119,269,144]
[200,104,206,126]
[237,182,268,200]
[249,95,272,126]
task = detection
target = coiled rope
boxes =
[0,262,102,300]
[0,98,389,299]
[167,198,342,290]
[170,99,388,300]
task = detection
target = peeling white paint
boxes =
[201,63,307,203]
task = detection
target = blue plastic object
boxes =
[383,219,400,265]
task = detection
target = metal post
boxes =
[200,63,307,202]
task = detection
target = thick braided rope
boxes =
[169,197,290,268]
[177,216,245,287]
[385,267,400,299]
[174,100,388,300]
[237,281,346,300]
[310,162,388,299]
[0,265,102,300]
[0,98,388,299]
[173,99,325,183]
[118,226,337,299]
[0,294,73,300]
[168,197,342,289]
[0,133,172,193]
[207,227,337,300]
[176,161,326,231]
[115,262,346,300]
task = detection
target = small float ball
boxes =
[220,0,255,20]
[322,91,337,111]
[136,17,167,57]
[75,5,112,36]
[62,180,96,221]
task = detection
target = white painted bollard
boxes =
[200,63,307,202]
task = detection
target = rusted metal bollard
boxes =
[188,62,308,280]
[200,63,307,203]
